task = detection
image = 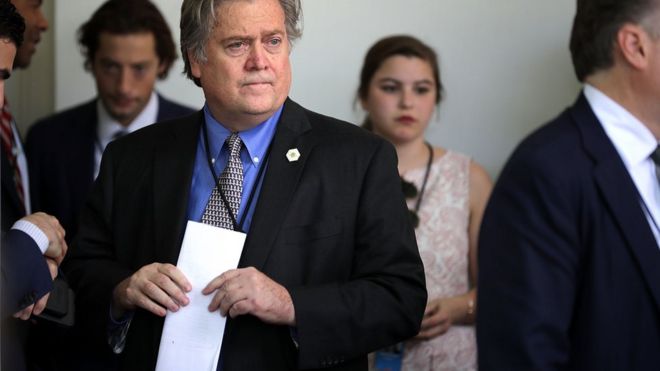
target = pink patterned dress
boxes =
[401,150,476,371]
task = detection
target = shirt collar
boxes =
[202,103,283,168]
[97,91,159,143]
[583,84,658,167]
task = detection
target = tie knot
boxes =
[651,145,660,166]
[226,133,242,158]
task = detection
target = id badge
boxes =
[373,343,403,371]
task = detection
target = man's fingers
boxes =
[227,299,250,318]
[158,264,192,293]
[33,294,50,316]
[203,269,241,295]
[208,290,227,313]
[152,272,190,308]
[141,280,182,313]
[54,240,68,265]
[46,258,58,280]
[218,286,248,316]
[135,292,168,317]
[14,305,33,320]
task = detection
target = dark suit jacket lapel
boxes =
[152,112,201,264]
[240,99,316,270]
[571,93,660,310]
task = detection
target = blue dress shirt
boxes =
[187,104,282,232]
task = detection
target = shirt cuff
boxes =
[12,219,49,254]
[108,305,134,354]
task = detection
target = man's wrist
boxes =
[11,220,49,254]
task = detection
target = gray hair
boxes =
[180,0,302,86]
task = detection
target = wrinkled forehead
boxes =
[211,0,286,36]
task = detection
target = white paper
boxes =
[155,221,246,371]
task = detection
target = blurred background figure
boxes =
[358,35,492,371]
[2,2,67,371]
[477,0,660,369]
[2,0,48,234]
[26,0,195,245]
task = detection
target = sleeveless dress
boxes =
[401,150,476,371]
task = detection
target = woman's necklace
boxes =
[414,142,434,215]
[401,142,434,228]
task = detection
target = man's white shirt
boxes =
[584,84,660,247]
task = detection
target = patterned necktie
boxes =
[651,144,660,187]
[1,100,25,212]
[201,133,243,230]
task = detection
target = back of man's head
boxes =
[570,0,660,82]
[78,0,177,79]
[0,0,25,48]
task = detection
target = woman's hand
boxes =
[415,298,453,340]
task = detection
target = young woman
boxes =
[358,35,492,370]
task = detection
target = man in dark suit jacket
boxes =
[65,0,427,370]
[1,0,65,321]
[1,2,69,370]
[26,0,195,244]
[477,0,660,370]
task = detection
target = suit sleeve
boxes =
[1,229,53,318]
[289,139,427,368]
[63,143,133,345]
[476,145,582,370]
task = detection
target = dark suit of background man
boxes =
[65,0,427,370]
[26,0,195,245]
[1,1,68,370]
[478,0,660,369]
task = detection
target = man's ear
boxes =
[187,49,202,79]
[157,61,167,78]
[617,23,652,70]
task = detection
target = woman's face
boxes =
[361,55,437,144]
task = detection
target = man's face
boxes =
[189,0,292,130]
[0,39,17,108]
[11,0,48,69]
[90,32,164,127]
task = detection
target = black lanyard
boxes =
[201,121,273,233]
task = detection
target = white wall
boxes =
[45,0,580,177]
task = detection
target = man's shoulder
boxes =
[28,99,97,138]
[296,103,385,150]
[157,94,197,120]
[120,110,201,145]
[512,104,586,165]
[498,100,597,191]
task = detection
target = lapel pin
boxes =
[286,148,301,162]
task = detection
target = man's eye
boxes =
[132,65,148,77]
[228,41,246,50]
[101,63,120,74]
